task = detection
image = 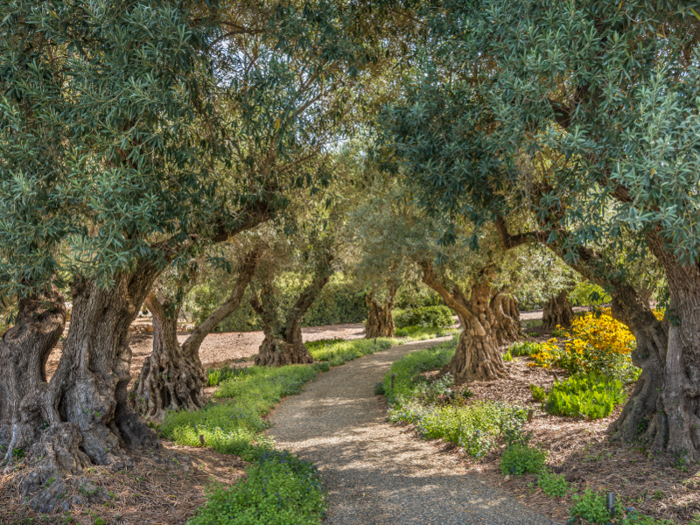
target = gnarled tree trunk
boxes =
[132,243,266,421]
[253,250,334,367]
[365,285,397,338]
[422,263,509,382]
[0,269,161,511]
[542,290,574,330]
[491,291,522,345]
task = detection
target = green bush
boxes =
[374,382,385,395]
[188,450,325,525]
[544,372,626,419]
[499,443,547,476]
[161,364,323,460]
[394,306,454,329]
[570,489,622,524]
[509,341,541,356]
[537,471,568,497]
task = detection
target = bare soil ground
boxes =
[45,322,366,384]
[0,443,246,525]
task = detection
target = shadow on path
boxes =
[267,339,557,525]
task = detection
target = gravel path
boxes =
[266,338,557,525]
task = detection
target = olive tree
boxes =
[380,1,700,458]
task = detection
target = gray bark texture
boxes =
[365,286,397,339]
[422,263,520,382]
[542,290,574,330]
[0,269,161,511]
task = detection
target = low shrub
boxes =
[544,372,626,419]
[415,402,528,459]
[187,450,326,525]
[307,338,392,366]
[499,443,547,476]
[537,471,569,497]
[374,382,385,395]
[383,336,528,459]
[394,306,454,329]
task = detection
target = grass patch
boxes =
[187,450,325,525]
[306,337,392,366]
[394,325,460,340]
[162,363,326,460]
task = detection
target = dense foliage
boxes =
[383,339,529,458]
[393,306,454,329]
[188,451,325,525]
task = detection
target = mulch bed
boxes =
[0,443,246,525]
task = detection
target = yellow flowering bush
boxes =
[529,309,659,383]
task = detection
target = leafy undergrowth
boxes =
[188,451,325,525]
[163,361,330,524]
[382,332,700,524]
[543,372,626,419]
[382,337,529,459]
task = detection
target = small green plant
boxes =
[374,382,385,395]
[545,372,626,419]
[537,471,568,497]
[500,443,547,476]
[529,384,547,402]
[510,341,541,356]
[570,489,617,524]
[551,325,568,337]
[502,348,513,362]
[94,517,106,525]
[188,450,326,525]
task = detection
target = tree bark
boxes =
[132,243,266,421]
[252,250,334,367]
[491,290,522,345]
[422,263,509,382]
[0,268,161,511]
[542,290,574,330]
[365,286,397,338]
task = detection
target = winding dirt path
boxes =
[266,338,556,525]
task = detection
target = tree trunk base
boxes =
[254,337,313,367]
[542,291,574,330]
[365,296,395,338]
[446,330,507,383]
[131,356,207,422]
